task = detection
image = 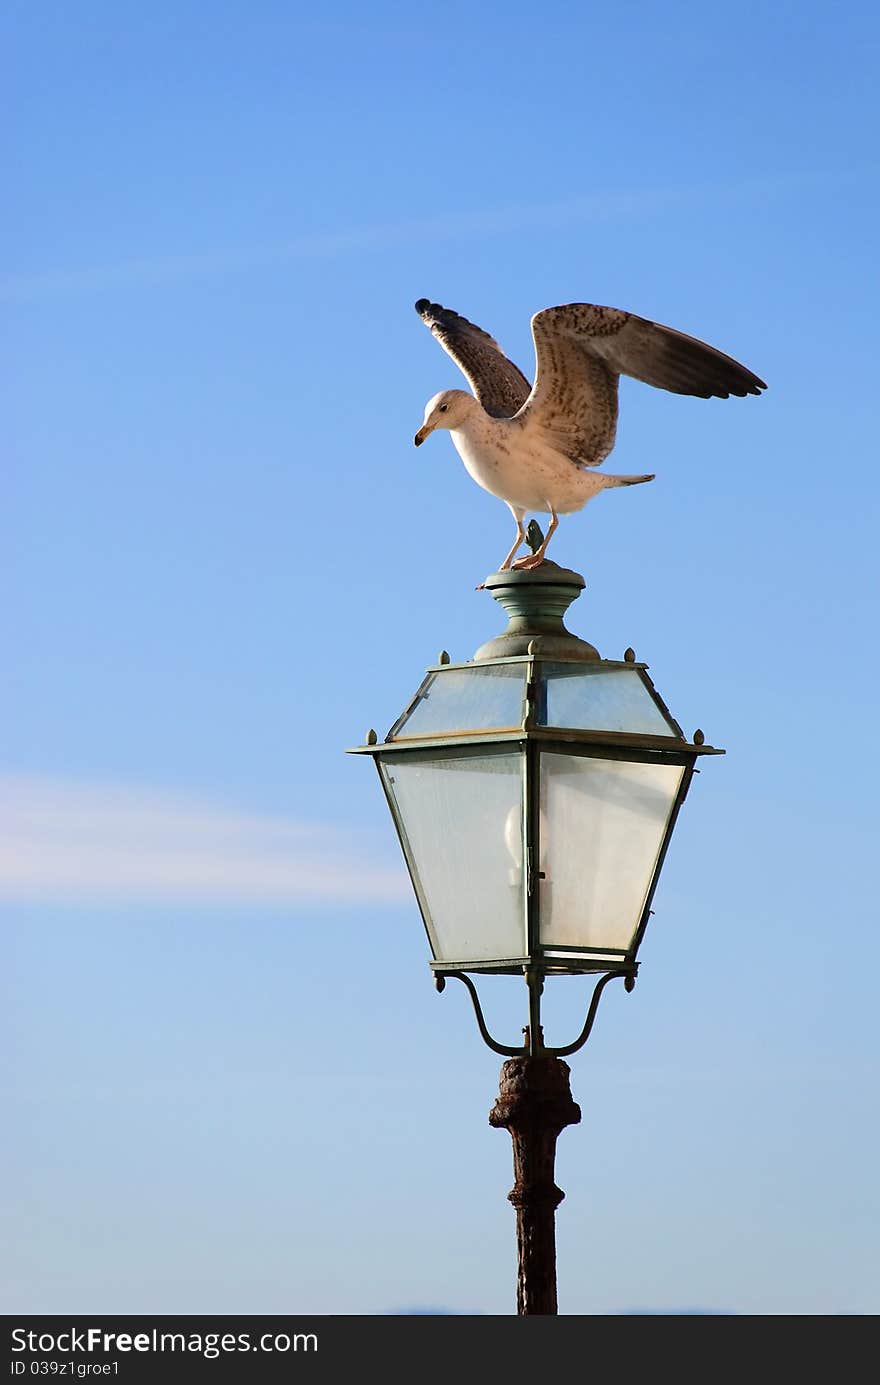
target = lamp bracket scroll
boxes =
[435,967,637,1059]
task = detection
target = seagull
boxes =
[413,298,766,571]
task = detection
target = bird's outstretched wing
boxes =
[415,298,532,419]
[517,303,767,467]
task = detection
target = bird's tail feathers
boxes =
[603,472,655,488]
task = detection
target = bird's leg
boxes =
[512,507,558,569]
[498,517,527,571]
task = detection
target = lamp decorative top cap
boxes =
[473,560,600,662]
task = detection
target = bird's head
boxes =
[414,389,474,446]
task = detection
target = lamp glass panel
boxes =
[539,752,684,952]
[390,664,525,739]
[541,665,678,736]
[381,751,525,963]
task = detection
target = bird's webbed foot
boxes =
[510,552,547,571]
[510,513,556,569]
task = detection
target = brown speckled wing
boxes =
[518,305,624,466]
[518,303,767,466]
[415,298,532,419]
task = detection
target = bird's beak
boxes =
[413,423,432,447]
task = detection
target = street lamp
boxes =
[349,561,722,1315]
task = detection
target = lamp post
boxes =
[349,561,722,1315]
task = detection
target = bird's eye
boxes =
[439,403,448,412]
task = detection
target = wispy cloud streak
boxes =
[0,191,662,299]
[1,168,860,301]
[0,774,408,906]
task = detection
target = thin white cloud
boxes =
[0,168,861,301]
[0,774,408,906]
[0,192,660,298]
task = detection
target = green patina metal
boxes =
[473,560,600,661]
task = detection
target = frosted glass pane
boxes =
[382,753,526,962]
[539,753,684,951]
[542,665,677,736]
[392,665,526,738]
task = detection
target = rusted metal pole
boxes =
[489,1054,581,1315]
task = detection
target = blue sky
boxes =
[4,0,879,1315]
